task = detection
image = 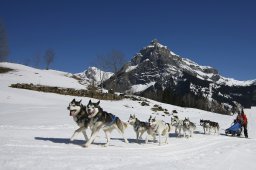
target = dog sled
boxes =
[225,122,242,136]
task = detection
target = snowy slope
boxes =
[1,62,256,170]
[0,62,85,89]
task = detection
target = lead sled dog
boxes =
[67,99,90,142]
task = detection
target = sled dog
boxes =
[183,118,196,138]
[146,116,171,145]
[171,115,183,137]
[67,99,90,141]
[84,100,129,147]
[200,119,219,134]
[210,121,220,134]
[128,114,151,142]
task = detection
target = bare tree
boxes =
[95,55,110,92]
[44,49,55,70]
[106,50,126,73]
[0,19,9,62]
[87,79,98,98]
[103,50,126,92]
[33,51,41,68]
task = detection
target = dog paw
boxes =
[82,144,90,148]
[103,143,109,147]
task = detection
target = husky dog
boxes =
[67,99,90,141]
[171,115,183,137]
[200,119,211,134]
[84,100,128,147]
[210,121,220,134]
[183,118,196,138]
[146,116,171,145]
[200,119,219,134]
[128,114,151,142]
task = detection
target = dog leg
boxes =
[116,128,128,144]
[139,131,145,140]
[153,134,156,142]
[83,127,100,147]
[175,127,178,134]
[70,127,85,141]
[165,133,168,144]
[157,130,162,146]
[104,131,110,147]
[82,129,88,141]
[136,131,139,142]
[145,135,149,144]
[122,133,129,144]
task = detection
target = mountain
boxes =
[103,39,256,114]
[75,67,113,87]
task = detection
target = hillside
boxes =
[0,62,256,170]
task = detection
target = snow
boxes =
[144,41,177,56]
[129,82,156,93]
[125,65,138,72]
[0,62,85,89]
[1,62,256,170]
[181,58,217,81]
[217,76,256,86]
[181,58,256,86]
[75,66,113,86]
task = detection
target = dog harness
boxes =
[92,112,117,127]
[105,114,117,127]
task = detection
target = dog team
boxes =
[67,99,220,147]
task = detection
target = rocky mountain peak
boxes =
[103,39,256,114]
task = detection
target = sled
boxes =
[225,122,242,136]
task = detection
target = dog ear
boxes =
[89,100,92,104]
[72,98,75,102]
[97,100,100,105]
[79,99,82,104]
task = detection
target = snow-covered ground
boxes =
[1,63,256,170]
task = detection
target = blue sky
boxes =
[0,0,255,80]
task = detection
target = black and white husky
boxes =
[183,118,196,138]
[67,99,90,141]
[84,100,129,147]
[128,114,151,142]
[146,116,171,145]
[170,115,183,137]
[200,119,219,134]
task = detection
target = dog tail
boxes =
[117,118,128,133]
